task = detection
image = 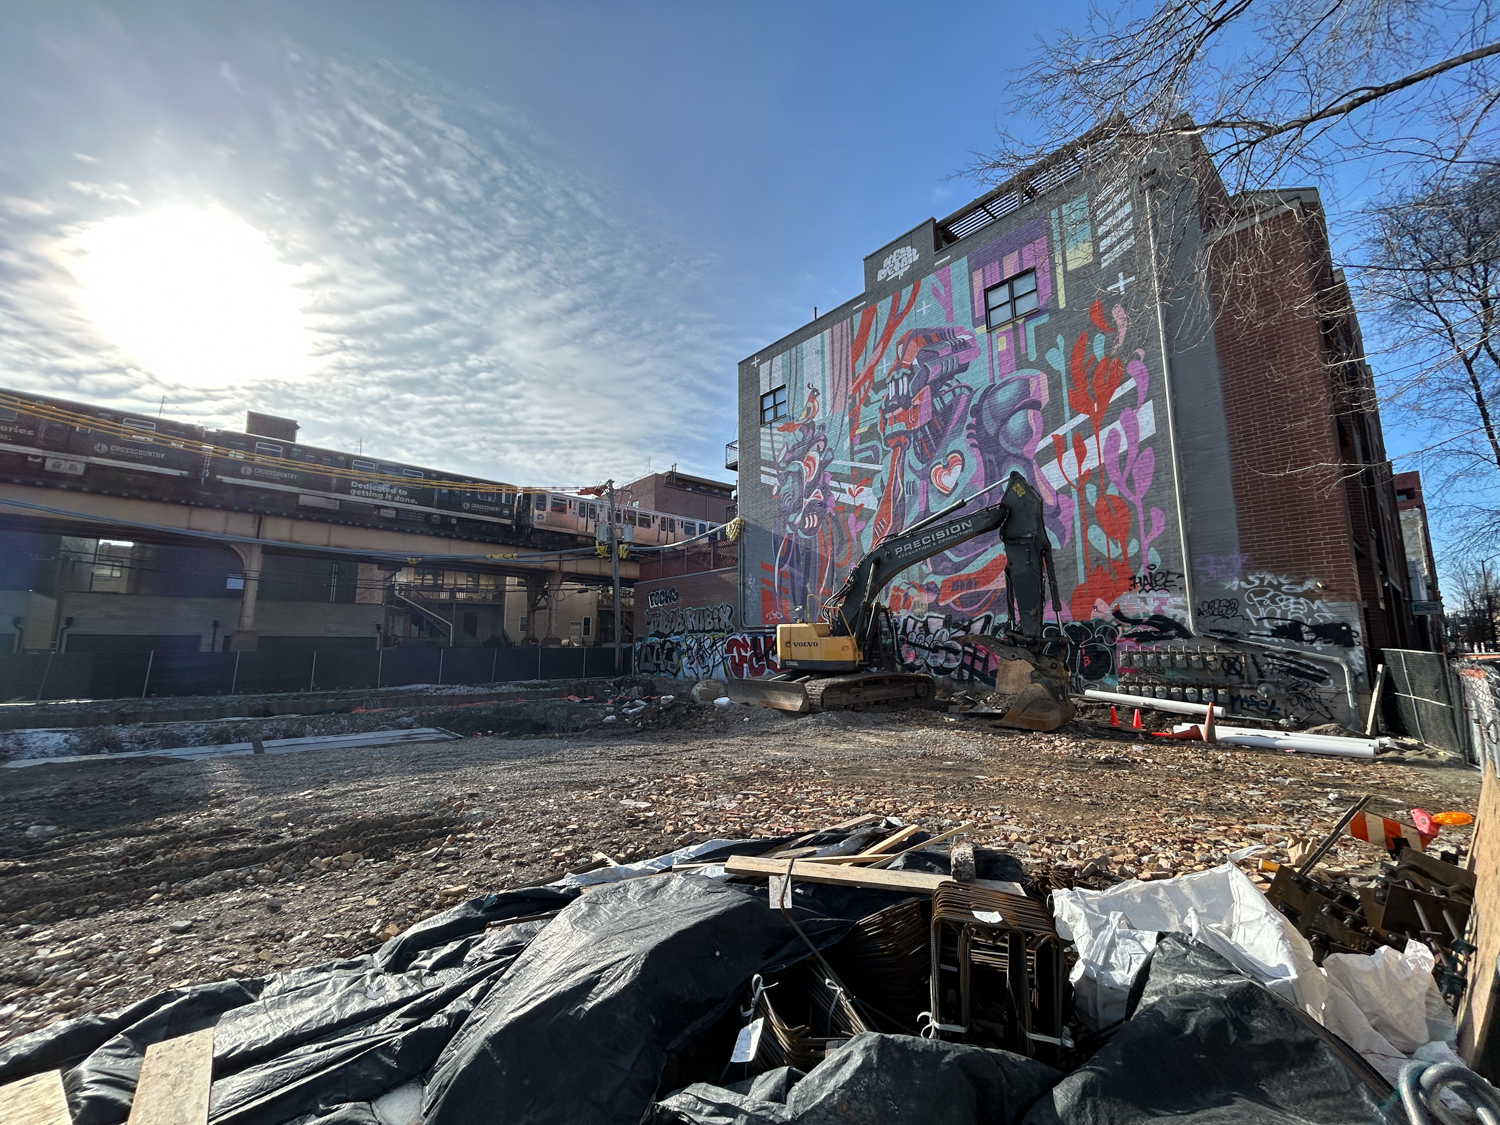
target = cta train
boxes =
[0,389,712,548]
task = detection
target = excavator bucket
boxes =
[725,676,811,713]
[956,634,1077,732]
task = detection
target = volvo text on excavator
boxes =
[726,471,1076,731]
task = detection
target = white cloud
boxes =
[0,49,734,487]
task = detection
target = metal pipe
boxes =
[1172,723,1380,758]
[1141,172,1198,636]
[1084,688,1223,718]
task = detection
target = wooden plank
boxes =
[867,823,974,869]
[727,853,953,892]
[1457,757,1500,1074]
[827,813,883,831]
[0,1070,71,1125]
[864,824,922,855]
[127,1027,214,1125]
[726,854,1025,898]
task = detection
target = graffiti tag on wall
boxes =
[643,602,733,638]
[636,630,781,681]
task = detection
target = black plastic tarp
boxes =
[651,1033,1061,1125]
[422,875,870,1125]
[1020,935,1392,1125]
[0,854,1397,1125]
[0,871,884,1125]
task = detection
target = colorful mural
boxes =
[755,185,1181,667]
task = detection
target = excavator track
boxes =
[802,671,935,712]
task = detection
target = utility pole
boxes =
[607,479,622,674]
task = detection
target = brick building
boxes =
[1394,471,1444,651]
[625,469,746,681]
[730,139,1416,725]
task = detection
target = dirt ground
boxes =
[0,691,1481,1046]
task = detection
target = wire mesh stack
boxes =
[928,882,1069,1064]
[746,962,869,1073]
[825,897,932,1032]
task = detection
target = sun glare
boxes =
[65,206,317,388]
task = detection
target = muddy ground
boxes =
[0,690,1480,1045]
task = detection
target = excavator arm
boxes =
[727,470,1074,728]
[824,470,1060,647]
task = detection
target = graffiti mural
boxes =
[755,186,1179,656]
[636,630,780,682]
[744,177,1369,722]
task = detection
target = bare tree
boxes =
[1447,561,1500,648]
[974,1,1500,196]
[1357,165,1500,551]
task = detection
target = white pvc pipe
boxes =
[1170,723,1379,759]
[1084,688,1224,719]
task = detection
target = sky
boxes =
[0,0,1463,539]
[0,0,1098,488]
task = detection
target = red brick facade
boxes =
[1210,196,1417,654]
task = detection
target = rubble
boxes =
[0,699,1482,1122]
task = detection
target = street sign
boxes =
[1413,601,1444,615]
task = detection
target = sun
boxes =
[64,205,317,388]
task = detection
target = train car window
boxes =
[123,418,157,431]
[663,518,675,533]
[622,511,636,525]
[0,407,17,422]
[322,455,343,468]
[255,442,283,457]
[403,469,423,478]
[352,459,377,472]
[585,503,597,520]
[550,498,568,513]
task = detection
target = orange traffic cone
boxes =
[1109,705,1120,727]
[1202,701,1217,744]
[1131,708,1144,730]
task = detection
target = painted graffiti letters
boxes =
[645,602,734,637]
[725,632,781,678]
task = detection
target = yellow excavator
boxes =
[727,472,1076,730]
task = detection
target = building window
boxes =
[582,616,591,637]
[93,560,123,579]
[463,612,478,637]
[760,386,788,424]
[984,269,1039,329]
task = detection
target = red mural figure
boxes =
[1056,300,1138,620]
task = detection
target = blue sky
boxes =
[0,0,1450,520]
[0,0,1106,487]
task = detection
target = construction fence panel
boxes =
[378,647,443,688]
[0,644,633,701]
[145,651,239,697]
[310,651,381,692]
[233,651,319,696]
[1383,648,1468,760]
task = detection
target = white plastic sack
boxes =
[1066,909,1159,1027]
[1324,940,1454,1054]
[1052,863,1326,1027]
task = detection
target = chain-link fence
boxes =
[1457,660,1500,773]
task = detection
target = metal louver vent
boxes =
[939,150,1090,243]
